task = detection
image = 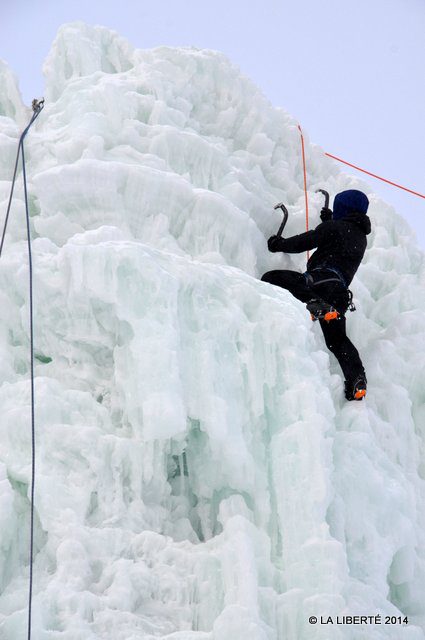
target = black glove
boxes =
[320,207,333,222]
[267,235,285,253]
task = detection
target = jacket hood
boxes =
[333,189,369,220]
[343,211,372,235]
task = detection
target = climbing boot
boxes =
[344,375,367,401]
[306,298,340,323]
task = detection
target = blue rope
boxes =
[0,99,44,640]
[0,141,23,259]
[0,104,43,257]
[21,141,36,640]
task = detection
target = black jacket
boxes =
[271,212,371,285]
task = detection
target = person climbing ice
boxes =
[261,189,371,401]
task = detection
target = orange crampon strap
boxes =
[310,309,340,322]
[324,310,339,322]
[354,388,367,400]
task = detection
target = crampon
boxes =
[344,376,367,401]
[306,299,340,323]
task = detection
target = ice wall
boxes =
[0,22,424,640]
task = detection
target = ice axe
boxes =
[274,202,289,237]
[315,189,330,208]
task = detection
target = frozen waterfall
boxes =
[0,22,424,640]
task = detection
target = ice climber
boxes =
[262,189,371,401]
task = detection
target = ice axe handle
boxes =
[274,203,289,237]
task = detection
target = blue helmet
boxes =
[333,190,369,221]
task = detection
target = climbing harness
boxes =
[0,97,44,640]
[304,267,356,315]
[310,265,347,287]
[304,264,356,323]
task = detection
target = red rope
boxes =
[298,125,310,259]
[325,152,425,200]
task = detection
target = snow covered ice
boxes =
[0,22,425,640]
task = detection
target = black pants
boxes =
[261,269,365,382]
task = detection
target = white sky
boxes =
[2,0,424,247]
